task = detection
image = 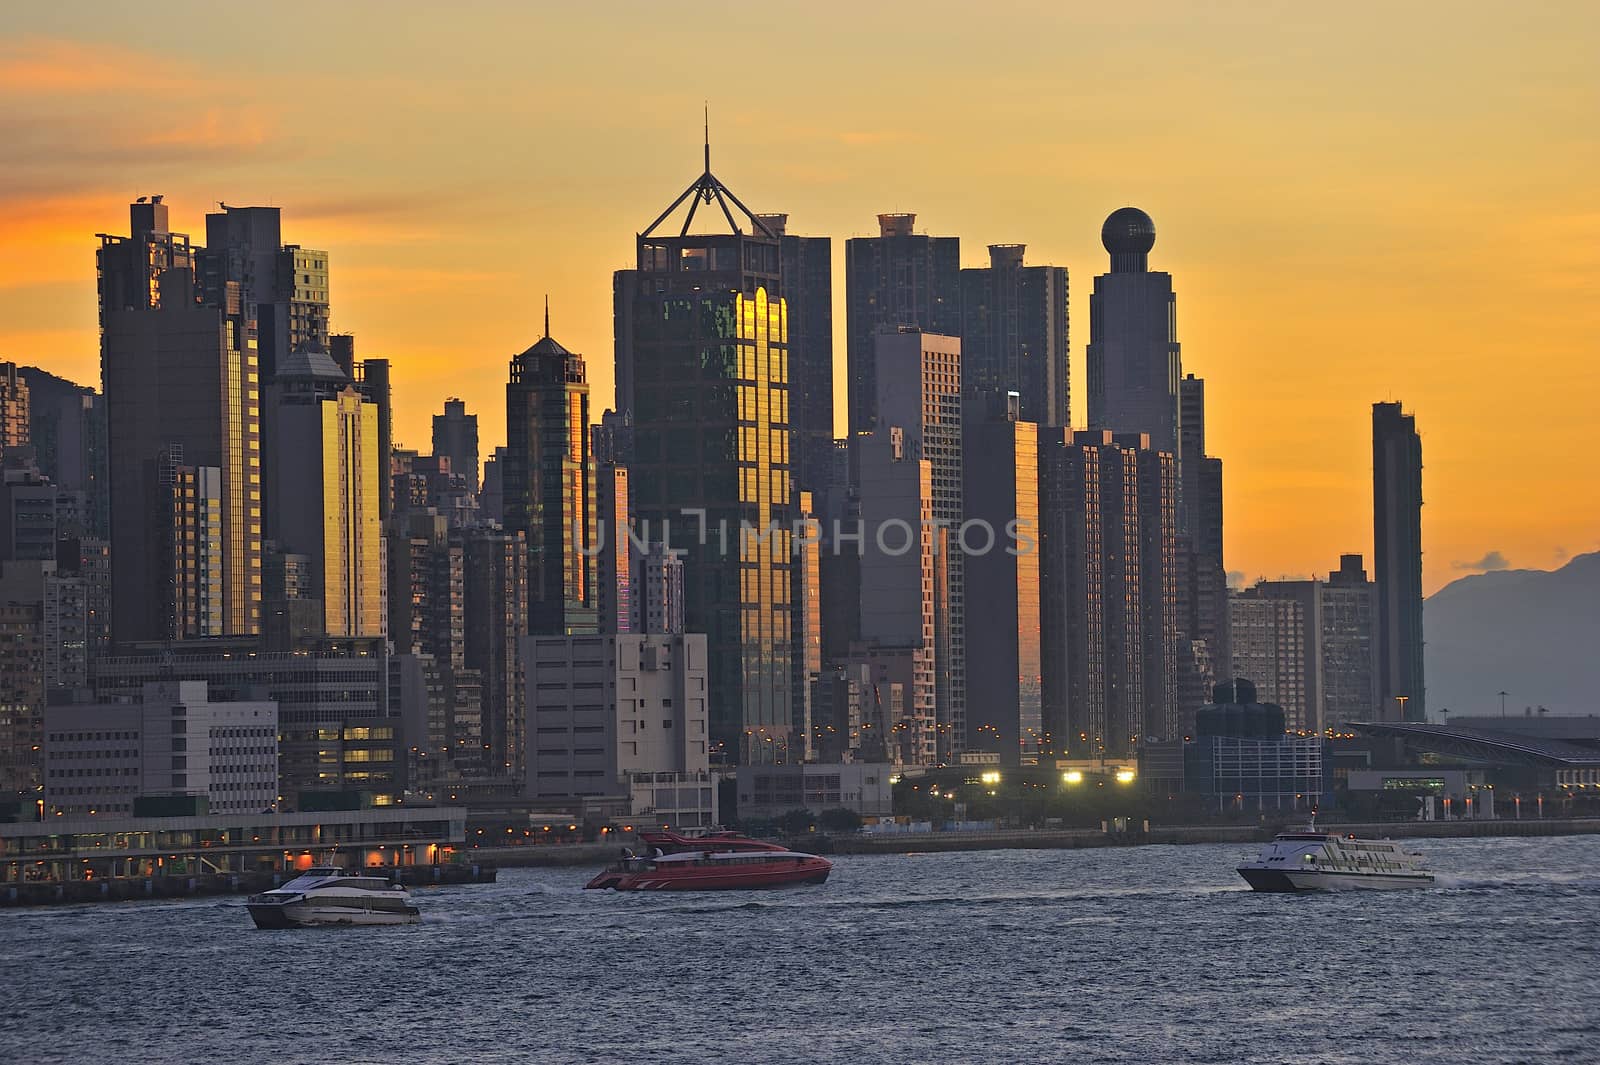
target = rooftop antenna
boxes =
[704,102,710,176]
[543,295,550,339]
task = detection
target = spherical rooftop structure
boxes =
[1102,207,1156,262]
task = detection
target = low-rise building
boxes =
[521,633,714,828]
[44,680,277,817]
[735,763,894,820]
[1183,679,1327,813]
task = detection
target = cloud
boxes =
[1453,550,1511,572]
[0,37,204,97]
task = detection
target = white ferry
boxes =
[246,866,421,927]
[1238,818,1434,892]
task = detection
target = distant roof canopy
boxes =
[1351,721,1600,768]
[276,347,348,383]
[641,117,776,240]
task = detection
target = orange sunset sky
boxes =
[2,2,1596,595]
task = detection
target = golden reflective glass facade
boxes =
[319,390,384,637]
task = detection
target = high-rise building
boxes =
[198,205,329,381]
[617,142,793,764]
[631,542,684,636]
[100,199,261,644]
[1087,208,1182,457]
[1323,554,1381,730]
[464,527,528,776]
[959,246,1070,428]
[352,357,393,519]
[262,350,384,638]
[845,214,960,434]
[594,460,631,635]
[791,490,822,762]
[0,362,29,455]
[432,397,480,495]
[854,427,939,766]
[1229,591,1312,732]
[874,329,964,759]
[962,391,1041,763]
[1373,401,1425,721]
[0,598,44,801]
[1179,373,1228,710]
[504,316,597,636]
[479,446,507,526]
[756,214,834,496]
[1040,430,1179,759]
[22,373,107,540]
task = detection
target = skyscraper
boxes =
[1322,554,1381,730]
[618,139,793,764]
[962,391,1041,763]
[874,329,964,759]
[99,199,262,644]
[959,246,1070,428]
[1373,401,1425,721]
[464,527,528,776]
[261,349,384,638]
[757,214,834,496]
[1179,373,1228,690]
[593,459,631,635]
[432,397,480,495]
[1087,208,1181,457]
[504,315,597,636]
[198,205,329,381]
[845,214,960,434]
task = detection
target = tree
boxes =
[819,807,863,834]
[776,808,816,836]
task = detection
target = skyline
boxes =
[3,3,1598,594]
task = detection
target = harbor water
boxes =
[3,834,1596,1064]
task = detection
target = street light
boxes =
[1499,690,1509,717]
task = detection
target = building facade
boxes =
[959,245,1070,428]
[1373,401,1425,721]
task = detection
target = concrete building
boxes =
[615,144,793,764]
[197,204,329,382]
[1229,591,1313,732]
[504,319,598,636]
[431,397,480,496]
[962,391,1041,763]
[463,527,528,777]
[262,350,385,638]
[22,375,108,539]
[1321,554,1381,730]
[735,763,893,820]
[1,465,89,562]
[959,245,1070,428]
[1041,430,1181,759]
[43,681,278,817]
[0,598,44,801]
[855,427,939,765]
[521,633,714,828]
[594,461,631,635]
[0,362,28,455]
[630,541,684,636]
[90,639,395,807]
[1373,401,1425,721]
[874,329,964,760]
[99,198,262,644]
[844,213,960,434]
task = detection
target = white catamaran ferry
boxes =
[1238,816,1434,892]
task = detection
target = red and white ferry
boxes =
[585,830,832,891]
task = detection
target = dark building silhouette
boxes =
[1179,373,1227,710]
[959,246,1069,428]
[1373,401,1425,721]
[432,397,480,495]
[757,215,834,498]
[962,390,1041,763]
[1088,208,1181,457]
[464,527,528,775]
[504,315,597,636]
[615,138,793,764]
[197,205,329,382]
[98,198,262,644]
[844,214,960,434]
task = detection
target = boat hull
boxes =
[246,900,421,928]
[1238,866,1435,893]
[586,860,831,892]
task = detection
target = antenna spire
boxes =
[543,295,550,339]
[704,103,710,174]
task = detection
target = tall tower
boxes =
[198,205,329,382]
[504,316,597,636]
[432,397,480,495]
[99,198,262,644]
[959,246,1070,428]
[845,214,960,434]
[962,390,1041,763]
[1373,401,1425,721]
[874,329,964,759]
[261,349,385,638]
[756,215,835,499]
[1087,208,1181,457]
[617,133,793,764]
